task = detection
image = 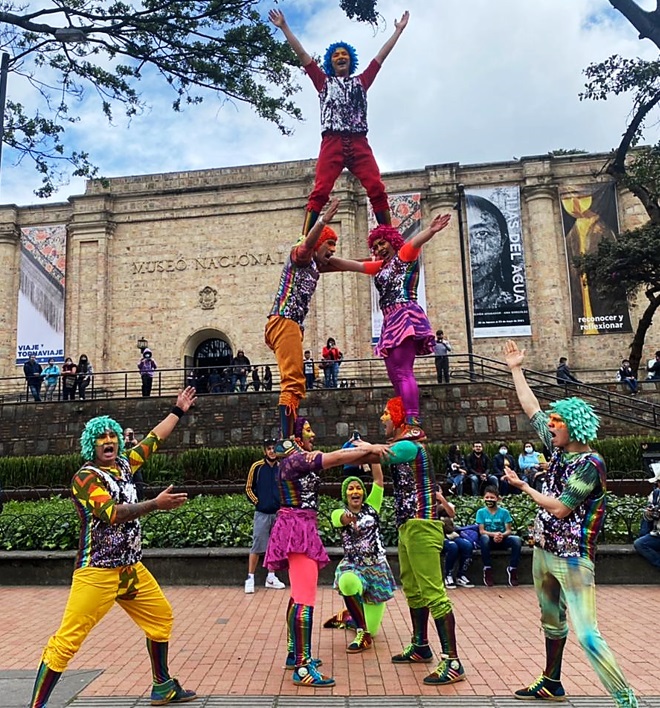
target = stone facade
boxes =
[0,152,657,380]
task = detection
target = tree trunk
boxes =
[609,0,660,50]
[628,289,660,375]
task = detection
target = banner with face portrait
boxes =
[15,225,67,364]
[559,183,632,336]
[465,186,531,338]
[369,193,426,344]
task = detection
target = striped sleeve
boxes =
[245,461,260,505]
[72,469,117,524]
[126,431,161,473]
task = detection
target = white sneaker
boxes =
[445,574,456,589]
[456,575,474,588]
[244,577,255,594]
[265,576,286,589]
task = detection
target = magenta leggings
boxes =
[384,337,419,420]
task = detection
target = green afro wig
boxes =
[549,397,600,444]
[80,415,125,461]
[342,475,367,505]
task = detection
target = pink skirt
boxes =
[263,507,330,571]
[375,301,435,358]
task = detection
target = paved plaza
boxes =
[1,583,658,706]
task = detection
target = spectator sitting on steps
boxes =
[556,356,580,386]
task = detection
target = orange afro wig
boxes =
[314,225,338,251]
[385,396,405,428]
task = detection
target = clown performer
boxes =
[264,417,390,687]
[327,459,396,653]
[369,213,451,438]
[269,8,409,235]
[354,396,466,685]
[502,340,638,707]
[266,197,381,439]
[29,388,198,708]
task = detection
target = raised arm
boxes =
[295,199,340,264]
[322,255,382,275]
[269,9,313,66]
[503,340,541,419]
[407,212,451,250]
[321,442,390,469]
[374,11,409,65]
[150,386,197,441]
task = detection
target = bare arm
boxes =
[435,489,455,518]
[113,484,188,524]
[408,213,451,249]
[374,11,409,65]
[297,199,340,263]
[269,9,313,66]
[150,386,197,441]
[321,443,390,470]
[322,255,382,274]
[503,340,541,419]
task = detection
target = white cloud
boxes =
[2,0,660,205]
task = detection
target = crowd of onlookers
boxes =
[22,353,93,402]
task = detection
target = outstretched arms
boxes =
[151,386,198,441]
[269,9,313,66]
[503,340,541,419]
[408,213,451,249]
[374,11,410,65]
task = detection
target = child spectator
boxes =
[303,350,315,391]
[476,485,522,587]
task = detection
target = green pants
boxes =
[398,519,452,619]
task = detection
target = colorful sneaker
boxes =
[507,567,519,587]
[514,675,566,701]
[244,577,255,594]
[445,574,456,589]
[265,576,286,589]
[292,663,335,687]
[399,423,427,442]
[150,678,197,705]
[423,658,466,685]
[323,609,355,630]
[283,653,322,670]
[613,688,639,707]
[483,566,494,587]
[347,629,372,653]
[391,643,433,663]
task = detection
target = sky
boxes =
[2,0,660,206]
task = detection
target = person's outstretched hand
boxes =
[175,386,197,413]
[395,11,410,33]
[503,340,525,370]
[269,9,286,28]
[155,485,188,510]
[429,213,451,234]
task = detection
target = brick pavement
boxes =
[1,584,657,702]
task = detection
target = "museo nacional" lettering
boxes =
[131,252,286,275]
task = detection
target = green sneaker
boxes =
[514,675,566,701]
[347,629,372,653]
[423,658,466,685]
[391,643,433,663]
[150,678,197,705]
[613,688,638,708]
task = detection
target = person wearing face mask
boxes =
[518,442,548,491]
[61,357,77,401]
[492,443,518,495]
[264,418,388,687]
[75,354,93,400]
[502,340,638,708]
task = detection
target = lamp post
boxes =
[137,336,148,352]
[454,184,475,380]
[0,51,9,186]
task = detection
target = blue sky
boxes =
[1,0,659,206]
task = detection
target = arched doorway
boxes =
[183,332,234,394]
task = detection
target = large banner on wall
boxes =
[465,186,531,338]
[559,183,632,336]
[15,225,67,364]
[369,193,426,345]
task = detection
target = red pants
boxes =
[308,134,388,214]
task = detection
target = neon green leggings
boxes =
[337,572,386,636]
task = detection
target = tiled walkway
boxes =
[2,584,658,703]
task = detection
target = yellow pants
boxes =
[42,563,173,673]
[264,315,306,409]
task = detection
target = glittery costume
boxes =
[371,235,435,426]
[519,408,637,707]
[29,423,193,708]
[302,57,390,233]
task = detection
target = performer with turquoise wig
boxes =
[503,340,638,708]
[29,387,198,708]
[269,7,409,235]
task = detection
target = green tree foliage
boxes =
[0,0,378,198]
[578,52,660,375]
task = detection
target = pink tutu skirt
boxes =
[374,301,435,358]
[264,507,330,571]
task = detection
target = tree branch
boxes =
[610,0,660,49]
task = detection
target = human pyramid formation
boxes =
[27,10,638,708]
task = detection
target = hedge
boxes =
[0,435,658,488]
[0,493,648,552]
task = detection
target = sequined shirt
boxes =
[374,253,420,310]
[269,249,320,325]
[530,411,606,561]
[386,440,437,528]
[71,432,160,569]
[305,60,380,135]
[333,485,387,566]
[278,450,324,511]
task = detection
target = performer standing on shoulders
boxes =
[29,388,198,708]
[269,8,409,235]
[369,214,451,438]
[502,340,638,708]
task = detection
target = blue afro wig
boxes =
[549,397,600,445]
[80,415,125,461]
[323,42,359,76]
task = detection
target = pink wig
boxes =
[368,225,405,253]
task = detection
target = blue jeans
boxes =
[452,473,466,496]
[28,382,42,401]
[622,377,638,393]
[634,533,660,568]
[479,534,522,568]
[443,537,473,576]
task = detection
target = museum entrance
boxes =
[183,336,234,393]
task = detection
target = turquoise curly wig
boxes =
[549,397,600,444]
[323,42,359,76]
[80,415,125,461]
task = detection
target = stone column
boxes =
[0,207,21,373]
